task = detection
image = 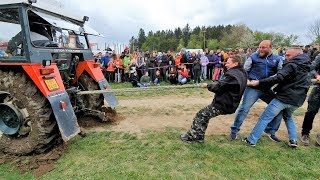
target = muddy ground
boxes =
[1,95,319,177]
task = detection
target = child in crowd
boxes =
[129,70,139,87]
[114,54,123,83]
[169,68,178,84]
[106,57,115,82]
[153,70,161,86]
[193,58,201,85]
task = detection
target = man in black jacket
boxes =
[180,56,247,143]
[244,47,311,147]
[301,51,320,145]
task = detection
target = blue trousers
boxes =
[231,87,282,135]
[247,98,298,144]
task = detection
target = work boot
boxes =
[301,134,310,146]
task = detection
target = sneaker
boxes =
[242,138,256,147]
[316,133,320,146]
[265,133,281,142]
[288,139,298,148]
[301,134,310,146]
[230,132,238,140]
[180,134,204,143]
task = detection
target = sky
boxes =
[61,0,320,49]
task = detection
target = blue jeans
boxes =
[247,98,298,144]
[178,75,187,84]
[153,78,160,86]
[138,82,150,87]
[230,87,281,135]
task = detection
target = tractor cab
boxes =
[0,0,117,155]
[0,0,100,69]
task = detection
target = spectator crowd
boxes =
[94,47,265,87]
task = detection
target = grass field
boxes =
[1,82,320,179]
[1,129,320,179]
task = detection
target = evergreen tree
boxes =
[182,24,191,47]
[137,28,146,49]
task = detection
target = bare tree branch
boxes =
[307,19,320,43]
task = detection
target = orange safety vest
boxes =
[107,61,115,72]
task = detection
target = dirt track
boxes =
[1,94,319,176]
[112,95,320,139]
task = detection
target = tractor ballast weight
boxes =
[0,0,118,154]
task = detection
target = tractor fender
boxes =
[98,79,118,108]
[74,60,104,83]
[47,92,80,141]
[75,60,118,108]
[22,64,80,141]
[22,64,65,97]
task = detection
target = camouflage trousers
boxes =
[186,104,223,140]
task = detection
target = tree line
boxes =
[129,23,299,52]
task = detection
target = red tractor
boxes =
[0,0,118,155]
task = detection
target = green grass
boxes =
[2,129,320,179]
[0,164,34,180]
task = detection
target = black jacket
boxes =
[148,56,157,67]
[207,66,247,114]
[193,60,201,71]
[180,54,188,64]
[259,54,312,107]
[161,55,169,66]
[310,54,320,87]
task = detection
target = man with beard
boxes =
[230,40,284,141]
[244,47,311,147]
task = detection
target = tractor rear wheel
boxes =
[0,70,58,155]
[76,73,111,123]
[78,73,104,110]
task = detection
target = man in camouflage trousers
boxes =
[180,56,247,143]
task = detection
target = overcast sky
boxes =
[62,0,319,48]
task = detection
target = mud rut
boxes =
[1,95,319,177]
